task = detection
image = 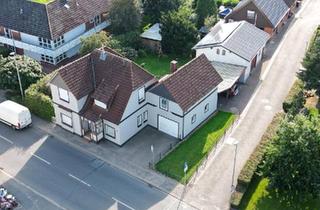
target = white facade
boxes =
[0,21,109,65]
[195,44,265,83]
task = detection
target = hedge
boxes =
[24,73,54,121]
[216,0,240,8]
[230,113,284,208]
[282,79,305,114]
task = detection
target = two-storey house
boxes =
[225,0,289,36]
[50,49,223,145]
[0,0,110,66]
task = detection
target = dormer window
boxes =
[138,87,145,103]
[58,88,69,102]
[90,15,101,25]
[95,99,107,109]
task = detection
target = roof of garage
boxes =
[212,62,246,93]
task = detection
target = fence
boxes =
[148,115,240,186]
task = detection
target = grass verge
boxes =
[156,111,236,183]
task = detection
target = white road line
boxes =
[0,169,67,210]
[68,173,91,187]
[0,134,13,144]
[112,197,135,210]
[31,153,51,165]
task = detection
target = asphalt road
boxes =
[0,123,195,210]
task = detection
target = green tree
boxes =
[108,0,141,34]
[0,55,43,91]
[299,29,320,95]
[160,6,198,55]
[142,0,180,23]
[195,0,217,28]
[263,114,320,200]
[79,31,111,55]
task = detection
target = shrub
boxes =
[216,0,239,7]
[282,79,305,114]
[0,46,10,57]
[230,113,284,208]
[24,73,54,121]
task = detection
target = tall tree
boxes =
[142,0,180,23]
[0,55,43,91]
[108,0,141,34]
[160,6,198,55]
[263,114,320,200]
[79,31,111,55]
[299,30,320,95]
[195,0,217,28]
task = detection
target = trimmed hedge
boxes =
[230,113,284,208]
[24,73,54,121]
[282,79,305,114]
[216,0,240,7]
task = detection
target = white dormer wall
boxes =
[196,46,251,82]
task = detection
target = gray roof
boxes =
[0,0,110,40]
[232,0,289,27]
[140,23,162,41]
[212,62,245,93]
[194,21,270,61]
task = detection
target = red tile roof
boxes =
[150,54,223,112]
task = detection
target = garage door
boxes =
[158,116,179,138]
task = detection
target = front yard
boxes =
[239,177,320,210]
[135,54,189,78]
[156,111,236,183]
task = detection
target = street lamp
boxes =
[231,140,239,192]
[9,52,24,98]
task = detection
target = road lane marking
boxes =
[0,169,67,210]
[31,153,51,165]
[112,197,135,210]
[68,173,91,187]
[0,134,13,144]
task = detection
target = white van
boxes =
[0,100,32,129]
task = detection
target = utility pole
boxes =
[9,52,24,98]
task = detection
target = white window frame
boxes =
[39,37,52,49]
[137,115,143,127]
[53,35,65,48]
[143,110,148,122]
[247,10,255,19]
[105,125,116,138]
[204,103,209,113]
[191,114,197,124]
[94,99,107,109]
[138,87,145,103]
[4,28,12,39]
[58,88,70,102]
[41,54,54,64]
[61,113,72,127]
[159,97,168,111]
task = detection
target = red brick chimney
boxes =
[170,60,178,73]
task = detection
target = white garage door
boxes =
[158,116,179,138]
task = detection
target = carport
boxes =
[212,62,246,98]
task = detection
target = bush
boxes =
[112,30,142,49]
[0,46,10,57]
[216,0,239,7]
[24,73,54,121]
[230,113,284,208]
[282,80,305,114]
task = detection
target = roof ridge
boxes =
[221,21,243,44]
[44,3,54,40]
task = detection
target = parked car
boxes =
[0,100,32,129]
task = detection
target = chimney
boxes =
[170,60,178,73]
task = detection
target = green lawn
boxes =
[239,177,320,210]
[135,54,189,78]
[156,111,236,183]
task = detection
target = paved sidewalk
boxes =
[184,1,320,209]
[32,116,188,203]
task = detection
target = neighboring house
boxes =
[193,21,269,84]
[0,0,110,66]
[50,48,156,146]
[50,49,223,145]
[225,0,290,36]
[140,23,162,53]
[148,54,222,139]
